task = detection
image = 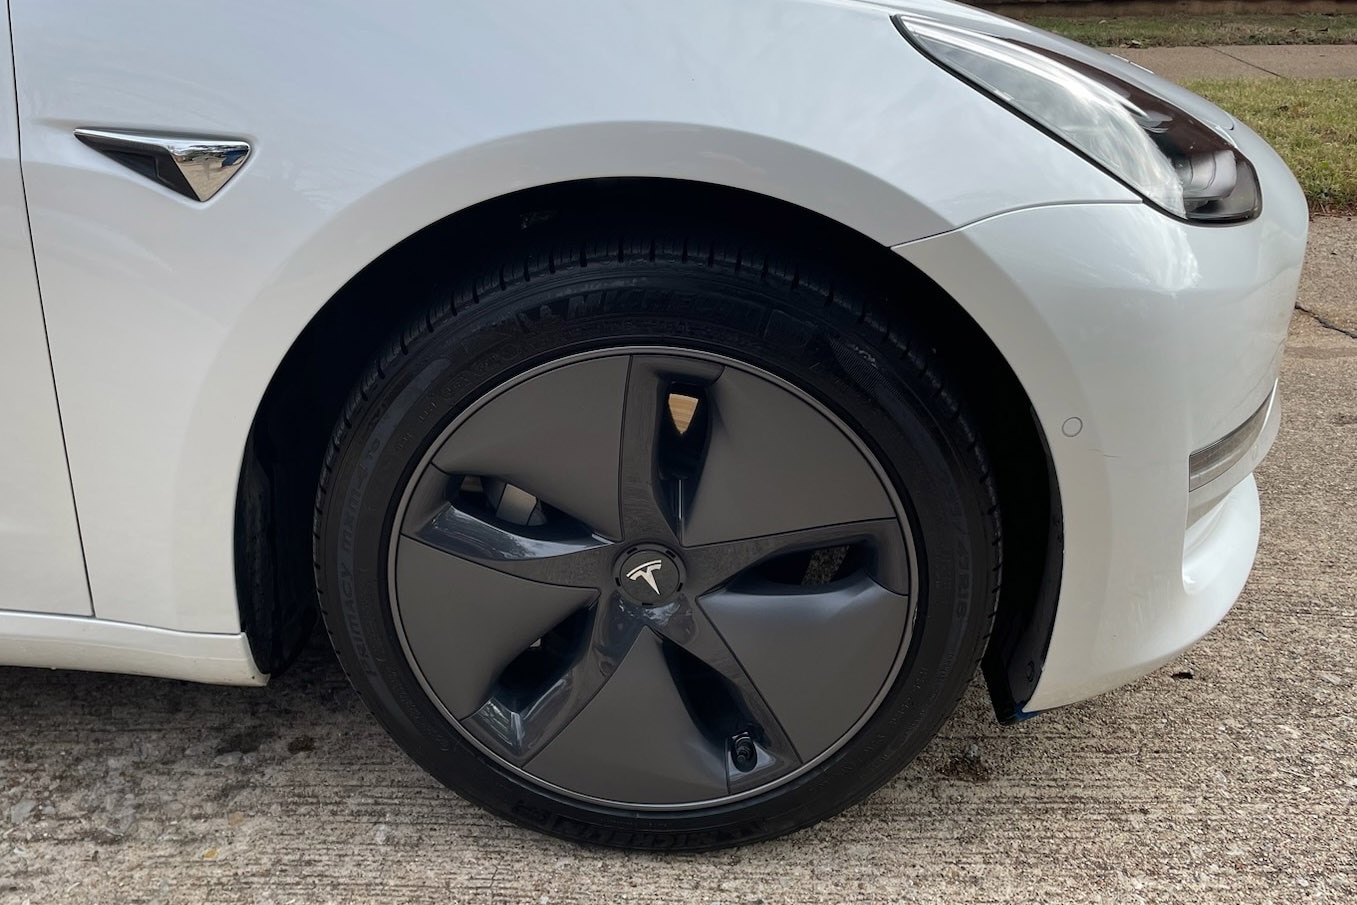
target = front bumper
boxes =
[895,118,1307,712]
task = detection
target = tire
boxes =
[313,221,1001,851]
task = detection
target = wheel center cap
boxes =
[616,547,683,606]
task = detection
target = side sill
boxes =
[0,611,267,685]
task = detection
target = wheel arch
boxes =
[236,176,1061,719]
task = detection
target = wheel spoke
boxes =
[525,629,730,804]
[463,595,645,763]
[430,356,631,540]
[698,575,911,760]
[394,536,598,719]
[404,494,618,586]
[684,517,909,596]
[681,367,894,547]
[618,356,722,544]
[641,597,801,767]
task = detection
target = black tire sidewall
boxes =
[316,259,996,850]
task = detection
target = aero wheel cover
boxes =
[387,347,918,810]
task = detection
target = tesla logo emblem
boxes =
[626,560,665,595]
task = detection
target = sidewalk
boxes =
[1118,44,1357,81]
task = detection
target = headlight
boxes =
[895,16,1261,223]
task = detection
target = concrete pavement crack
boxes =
[489,862,502,904]
[1296,303,1357,340]
[1212,46,1284,78]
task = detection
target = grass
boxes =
[1185,79,1357,214]
[1025,14,1357,48]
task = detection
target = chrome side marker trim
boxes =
[73,129,251,202]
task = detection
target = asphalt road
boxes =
[2,219,1354,905]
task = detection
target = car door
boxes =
[0,16,92,616]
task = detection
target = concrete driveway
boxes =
[1119,45,1357,81]
[2,220,1354,905]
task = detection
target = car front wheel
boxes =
[313,221,1001,850]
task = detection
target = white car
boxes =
[1,0,1303,849]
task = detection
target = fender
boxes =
[11,0,1134,635]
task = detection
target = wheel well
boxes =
[235,177,1060,716]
